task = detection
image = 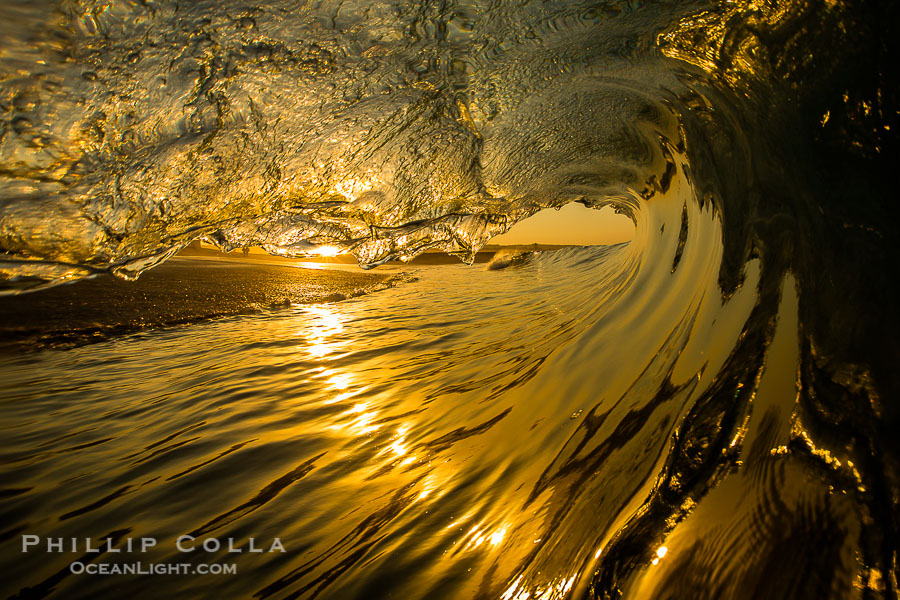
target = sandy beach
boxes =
[0,257,394,349]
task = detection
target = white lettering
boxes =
[21,535,39,552]
[202,538,220,552]
[176,535,195,552]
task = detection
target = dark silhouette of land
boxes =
[0,257,394,350]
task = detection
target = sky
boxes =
[489,202,634,246]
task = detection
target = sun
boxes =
[311,245,342,257]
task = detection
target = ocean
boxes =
[0,0,897,598]
[1,249,652,599]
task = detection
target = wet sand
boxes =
[0,257,394,349]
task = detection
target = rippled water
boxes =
[1,0,898,597]
[0,200,880,598]
[1,248,648,599]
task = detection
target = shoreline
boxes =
[0,258,397,351]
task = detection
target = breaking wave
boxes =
[485,249,538,271]
[0,0,897,598]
